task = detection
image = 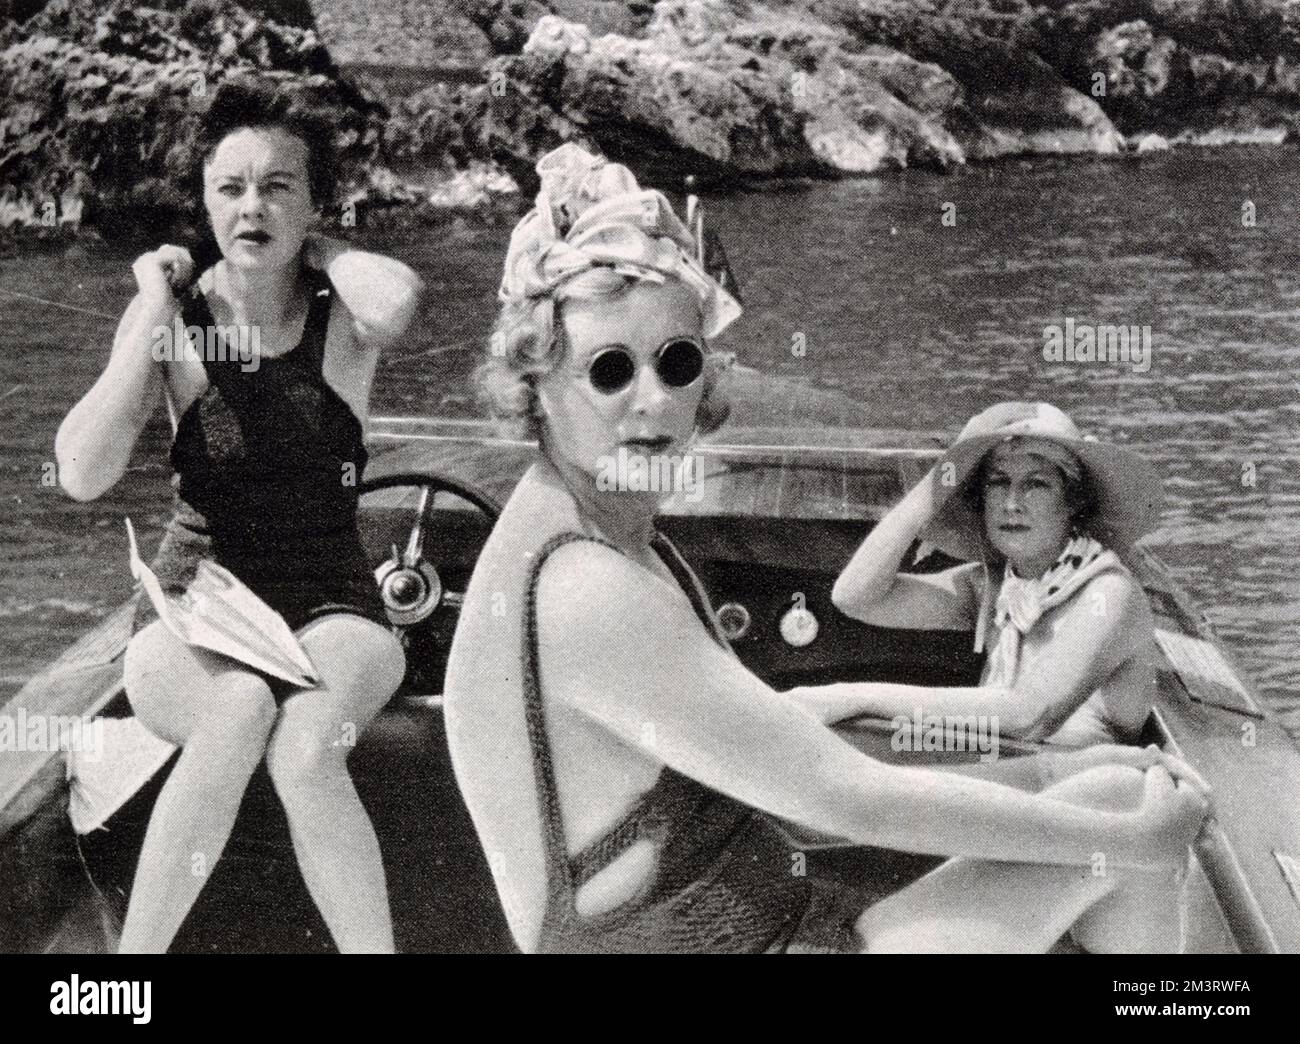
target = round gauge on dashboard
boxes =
[779,600,819,647]
[716,602,752,641]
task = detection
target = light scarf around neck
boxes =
[973,535,1122,687]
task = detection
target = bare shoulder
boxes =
[534,538,697,646]
[1075,568,1154,650]
[534,539,635,626]
[1088,568,1150,616]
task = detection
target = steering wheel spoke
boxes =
[402,486,431,567]
[359,472,501,634]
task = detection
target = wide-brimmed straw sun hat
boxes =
[921,401,1164,562]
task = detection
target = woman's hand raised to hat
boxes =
[920,461,963,518]
[832,463,982,630]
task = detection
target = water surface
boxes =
[2,145,1296,735]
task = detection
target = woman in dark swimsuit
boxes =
[55,78,422,953]
[446,144,1210,953]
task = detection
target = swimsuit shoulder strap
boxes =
[296,266,333,375]
[522,530,727,897]
[522,531,601,897]
[177,275,221,382]
[650,529,730,648]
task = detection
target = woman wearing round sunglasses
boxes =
[444,143,1208,953]
[584,336,706,395]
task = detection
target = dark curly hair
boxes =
[194,76,340,208]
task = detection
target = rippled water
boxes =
[1,145,1297,735]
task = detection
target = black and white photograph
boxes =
[0,0,1296,989]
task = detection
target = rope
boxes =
[0,285,117,322]
[0,287,491,365]
[380,335,484,369]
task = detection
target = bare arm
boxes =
[809,571,1153,738]
[784,691,1207,795]
[788,679,1052,739]
[782,680,1006,728]
[538,543,1204,870]
[305,234,423,345]
[899,743,1208,800]
[1001,571,1154,739]
[54,247,193,501]
[832,467,978,630]
[925,753,1050,791]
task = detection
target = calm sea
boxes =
[2,145,1297,736]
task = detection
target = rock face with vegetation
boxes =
[5,0,1300,233]
[476,0,1300,188]
[0,0,379,236]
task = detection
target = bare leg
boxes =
[119,622,278,954]
[265,615,405,954]
[857,765,1186,953]
[1051,765,1185,955]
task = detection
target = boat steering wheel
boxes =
[358,471,501,637]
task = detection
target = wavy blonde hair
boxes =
[476,267,732,440]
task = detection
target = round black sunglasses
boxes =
[586,338,706,396]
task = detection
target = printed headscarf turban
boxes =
[499,143,742,338]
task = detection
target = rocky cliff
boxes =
[0,0,383,238]
[472,0,1300,190]
[5,0,1300,234]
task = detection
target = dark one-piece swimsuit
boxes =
[132,265,387,698]
[522,531,887,953]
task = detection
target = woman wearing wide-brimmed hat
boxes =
[444,144,1209,953]
[833,401,1163,747]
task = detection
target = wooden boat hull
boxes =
[3,417,1297,953]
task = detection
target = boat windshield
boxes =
[653,365,943,520]
[660,448,906,521]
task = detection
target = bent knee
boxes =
[125,625,277,745]
[200,675,279,735]
[124,622,186,695]
[1044,764,1145,812]
[299,616,406,695]
[266,731,350,797]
